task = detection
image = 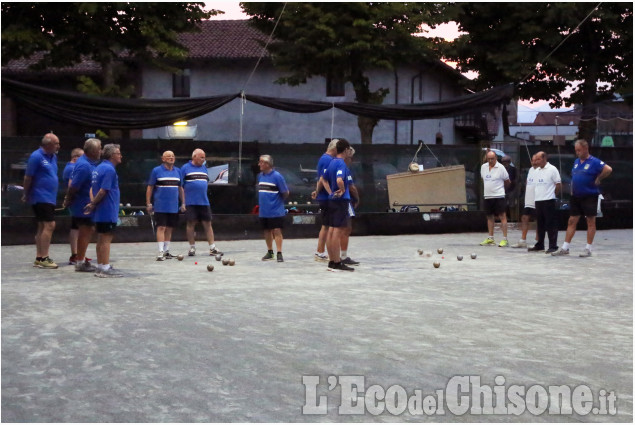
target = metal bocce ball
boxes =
[437,248,444,254]
[222,259,229,266]
[207,264,214,272]
[177,254,184,261]
[216,254,222,261]
[457,255,463,261]
[433,261,441,268]
[470,253,477,259]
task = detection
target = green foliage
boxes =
[440,3,632,110]
[1,3,218,92]
[241,2,446,143]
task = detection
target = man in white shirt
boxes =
[480,150,511,247]
[529,151,561,253]
[511,154,539,248]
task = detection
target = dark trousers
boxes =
[535,199,558,250]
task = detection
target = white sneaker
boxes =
[551,248,569,256]
[156,252,165,261]
[579,248,592,257]
[188,247,196,256]
[314,252,328,262]
[510,241,527,248]
[95,268,123,278]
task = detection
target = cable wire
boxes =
[519,3,602,84]
[241,3,287,92]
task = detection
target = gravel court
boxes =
[1,229,632,422]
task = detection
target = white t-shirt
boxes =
[534,162,561,201]
[524,166,538,208]
[480,162,509,199]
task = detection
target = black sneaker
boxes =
[327,261,336,271]
[528,245,545,252]
[276,252,284,262]
[163,251,176,259]
[335,262,354,272]
[341,257,359,266]
[262,251,275,261]
[545,247,558,254]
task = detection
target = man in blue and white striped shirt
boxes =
[146,151,184,261]
[180,148,223,257]
[257,155,289,262]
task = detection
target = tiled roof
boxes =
[178,20,269,59]
[534,111,580,125]
[1,51,103,75]
[2,20,267,75]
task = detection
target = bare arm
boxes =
[145,185,154,213]
[333,177,345,197]
[21,175,32,203]
[596,164,612,185]
[83,188,108,214]
[349,184,360,208]
[63,183,79,208]
[179,187,186,212]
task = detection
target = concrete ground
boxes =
[1,229,632,422]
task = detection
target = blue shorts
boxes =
[328,200,350,228]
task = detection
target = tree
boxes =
[1,3,218,97]
[241,2,445,144]
[440,3,632,141]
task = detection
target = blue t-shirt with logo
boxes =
[258,170,289,218]
[326,157,351,200]
[316,153,334,201]
[571,155,606,197]
[91,161,120,223]
[25,148,58,204]
[70,155,100,218]
[181,161,210,206]
[149,165,181,213]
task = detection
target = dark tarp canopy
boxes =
[1,77,514,129]
[1,78,239,129]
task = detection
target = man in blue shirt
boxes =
[84,144,123,278]
[62,147,84,264]
[325,138,354,272]
[180,148,223,257]
[258,155,289,262]
[63,138,101,272]
[146,150,185,261]
[22,133,60,269]
[552,139,612,257]
[310,139,337,262]
[341,147,360,266]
